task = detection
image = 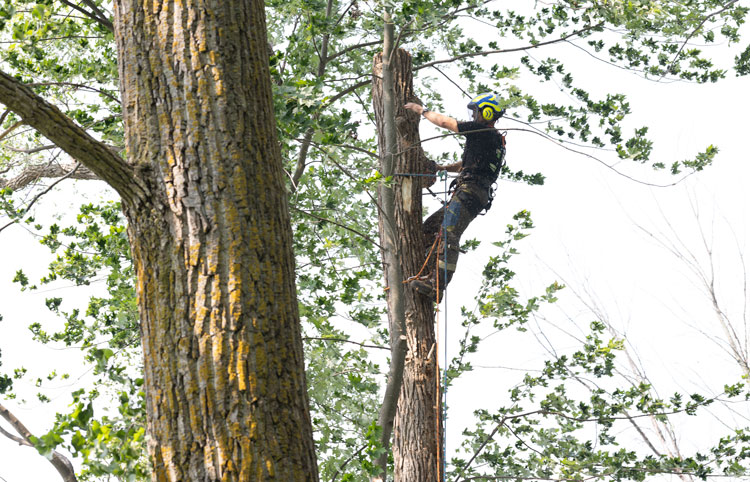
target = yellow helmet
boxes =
[467,93,505,122]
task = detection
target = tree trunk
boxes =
[373,48,441,482]
[112,1,318,480]
[372,12,409,479]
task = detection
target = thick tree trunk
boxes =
[373,48,441,482]
[112,1,318,480]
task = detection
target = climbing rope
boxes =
[435,171,449,482]
[393,169,453,481]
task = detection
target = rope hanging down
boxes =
[395,170,451,482]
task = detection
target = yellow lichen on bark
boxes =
[114,0,318,479]
[236,339,249,391]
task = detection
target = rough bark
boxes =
[0,162,99,191]
[373,48,441,482]
[0,1,319,479]
[372,13,408,478]
[110,1,319,480]
[0,402,78,482]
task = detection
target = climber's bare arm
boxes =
[404,102,459,133]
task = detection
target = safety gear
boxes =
[467,93,505,123]
[410,274,446,304]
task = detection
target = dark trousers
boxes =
[422,182,489,290]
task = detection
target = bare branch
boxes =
[324,79,372,107]
[0,121,23,142]
[0,161,99,191]
[4,144,56,154]
[0,162,83,234]
[414,23,604,72]
[325,40,380,64]
[291,206,382,249]
[302,336,388,350]
[0,424,32,446]
[59,0,114,32]
[28,82,120,104]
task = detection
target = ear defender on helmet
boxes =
[467,93,505,122]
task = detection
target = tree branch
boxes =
[28,82,120,104]
[0,161,84,234]
[0,69,145,203]
[325,40,380,64]
[668,0,741,73]
[4,144,56,154]
[331,443,368,482]
[324,79,372,107]
[0,161,99,191]
[59,0,114,32]
[302,336,388,350]
[0,402,79,482]
[0,121,23,142]
[414,22,604,71]
[291,206,382,249]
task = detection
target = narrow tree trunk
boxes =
[113,1,318,480]
[373,47,441,481]
[372,12,408,479]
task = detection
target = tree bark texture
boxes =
[112,1,318,480]
[373,48,441,482]
[372,14,409,479]
[0,162,99,191]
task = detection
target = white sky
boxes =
[2,9,750,482]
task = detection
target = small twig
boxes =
[28,82,120,104]
[331,443,369,482]
[430,65,470,98]
[0,121,23,142]
[665,0,740,78]
[5,144,55,154]
[291,206,382,249]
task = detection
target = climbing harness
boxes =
[392,128,507,482]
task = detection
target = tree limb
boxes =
[414,22,604,71]
[302,336,389,350]
[0,69,145,203]
[324,79,372,107]
[0,121,23,142]
[291,206,382,249]
[59,0,114,32]
[325,40,380,64]
[4,144,56,154]
[28,82,120,104]
[331,443,368,482]
[0,161,99,191]
[0,402,79,482]
[0,161,84,233]
[667,0,741,73]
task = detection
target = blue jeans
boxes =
[421,182,489,289]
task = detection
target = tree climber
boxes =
[404,93,506,303]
